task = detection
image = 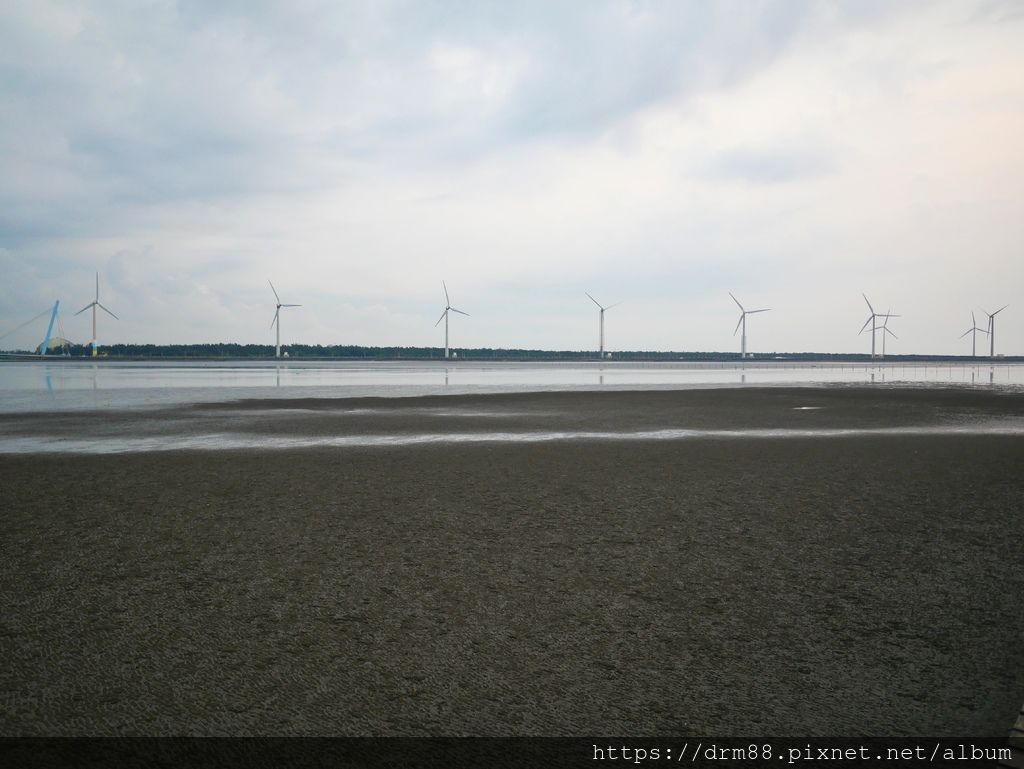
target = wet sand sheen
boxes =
[4,424,1024,454]
[1,387,1022,736]
[4,385,1024,449]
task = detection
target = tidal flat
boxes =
[2,387,1022,736]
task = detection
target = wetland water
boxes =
[1,359,1022,413]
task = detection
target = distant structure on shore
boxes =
[959,312,989,358]
[859,294,897,358]
[35,336,72,355]
[585,292,619,360]
[74,273,118,357]
[729,292,770,359]
[435,281,468,360]
[981,305,1008,359]
[269,280,301,358]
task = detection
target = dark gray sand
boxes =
[1,387,1023,736]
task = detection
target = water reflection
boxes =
[2,359,1022,413]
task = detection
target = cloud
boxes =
[699,145,838,184]
[0,1,1022,355]
[971,0,1024,24]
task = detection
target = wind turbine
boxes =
[859,294,897,358]
[729,292,770,358]
[435,281,468,359]
[269,280,301,358]
[75,272,118,357]
[585,292,619,359]
[959,311,989,358]
[980,305,1008,359]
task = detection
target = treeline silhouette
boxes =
[13,342,1021,362]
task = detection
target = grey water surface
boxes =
[2,359,1021,414]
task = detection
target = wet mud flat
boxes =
[1,387,1023,735]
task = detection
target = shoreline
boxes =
[3,386,1024,449]
[4,354,1024,363]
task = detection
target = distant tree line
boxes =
[6,342,1020,362]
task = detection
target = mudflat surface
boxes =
[1,387,1022,736]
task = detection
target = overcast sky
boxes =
[1,0,1022,355]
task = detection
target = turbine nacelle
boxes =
[959,311,989,339]
[74,273,120,320]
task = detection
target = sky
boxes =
[1,0,1022,355]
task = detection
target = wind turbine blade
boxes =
[971,311,976,327]
[270,308,279,330]
[885,328,898,339]
[729,292,744,312]
[748,308,770,314]
[95,272,100,301]
[450,308,469,316]
[282,303,301,308]
[993,304,1009,316]
[733,315,743,335]
[74,302,94,316]
[268,280,281,304]
[97,303,119,320]
[859,316,873,333]
[443,281,450,306]
[959,328,972,339]
[862,293,875,314]
[979,307,991,318]
[605,301,622,310]
[434,309,447,327]
[585,292,602,309]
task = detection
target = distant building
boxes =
[35,336,73,355]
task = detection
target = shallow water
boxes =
[1,359,1022,413]
[3,423,1024,454]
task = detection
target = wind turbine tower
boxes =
[981,305,1008,359]
[435,281,469,359]
[959,312,989,358]
[585,292,619,359]
[729,292,770,358]
[269,280,301,358]
[75,272,118,357]
[880,308,897,358]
